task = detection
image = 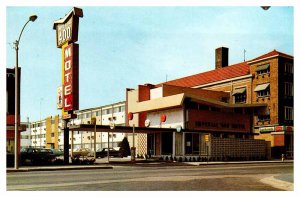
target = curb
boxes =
[260,176,294,191]
[7,165,113,173]
[195,160,293,166]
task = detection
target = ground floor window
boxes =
[175,133,183,156]
[185,133,209,156]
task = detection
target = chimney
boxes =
[215,47,229,69]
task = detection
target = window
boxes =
[51,133,54,137]
[257,115,270,122]
[96,111,100,116]
[284,63,293,74]
[51,119,55,124]
[257,89,270,97]
[113,107,119,113]
[233,87,246,103]
[121,106,125,112]
[256,63,270,75]
[85,113,91,118]
[106,109,112,114]
[112,106,125,113]
[234,108,243,114]
[198,104,209,110]
[210,107,220,112]
[254,83,270,98]
[235,94,246,103]
[102,109,110,115]
[285,107,293,120]
[284,82,293,96]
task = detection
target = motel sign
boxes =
[53,7,83,119]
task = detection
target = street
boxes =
[6,162,293,191]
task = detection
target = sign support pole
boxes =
[63,119,69,165]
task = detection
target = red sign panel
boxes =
[128,112,133,120]
[160,114,167,123]
[274,134,285,146]
[63,43,79,112]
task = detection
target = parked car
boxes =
[6,151,14,167]
[96,148,122,158]
[20,147,56,165]
[71,148,93,158]
[70,148,95,165]
[50,148,64,156]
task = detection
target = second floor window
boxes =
[254,83,270,98]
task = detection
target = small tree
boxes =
[119,137,131,157]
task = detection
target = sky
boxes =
[3,2,295,123]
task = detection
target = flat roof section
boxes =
[68,124,258,135]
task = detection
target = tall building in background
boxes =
[6,68,26,153]
[21,101,126,151]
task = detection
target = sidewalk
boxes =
[7,159,293,173]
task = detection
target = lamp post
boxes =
[39,98,43,148]
[14,15,37,169]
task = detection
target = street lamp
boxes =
[14,14,37,169]
[39,98,43,148]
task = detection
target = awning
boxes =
[254,83,270,92]
[256,64,270,72]
[232,87,246,95]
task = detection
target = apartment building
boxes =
[21,101,126,151]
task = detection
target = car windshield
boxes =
[40,149,51,153]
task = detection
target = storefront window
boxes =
[185,133,200,155]
[175,133,182,156]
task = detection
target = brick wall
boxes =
[250,58,278,125]
[210,136,267,159]
[203,78,252,104]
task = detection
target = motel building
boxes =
[125,47,293,160]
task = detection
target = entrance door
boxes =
[185,133,200,155]
[161,132,172,155]
[147,134,155,156]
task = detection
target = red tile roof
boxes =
[160,61,250,87]
[250,50,293,62]
[158,50,293,88]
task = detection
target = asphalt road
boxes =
[6,162,293,191]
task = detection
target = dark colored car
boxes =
[20,147,56,165]
[6,151,14,167]
[50,148,64,156]
[96,148,122,158]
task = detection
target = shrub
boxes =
[119,137,131,157]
